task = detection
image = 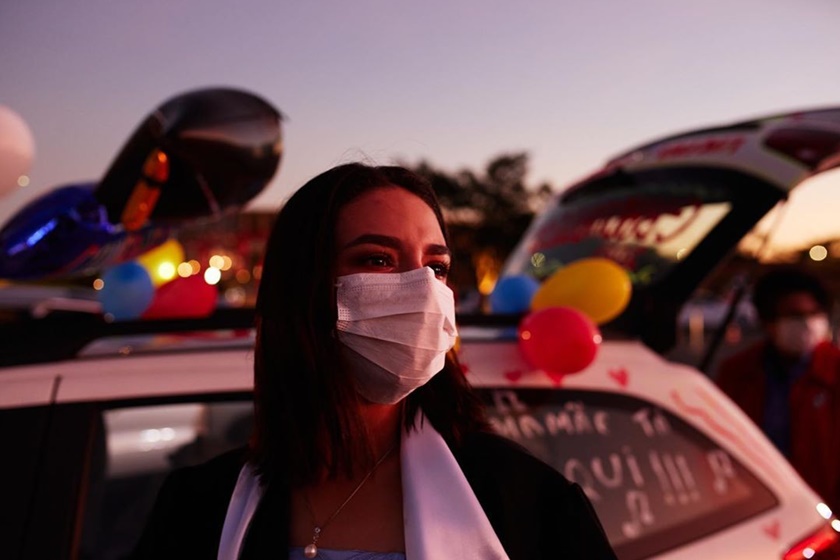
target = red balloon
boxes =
[518,306,601,374]
[142,275,218,319]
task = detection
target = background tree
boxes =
[407,152,554,309]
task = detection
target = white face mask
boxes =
[335,266,458,404]
[773,314,830,357]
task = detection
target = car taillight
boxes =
[784,523,840,559]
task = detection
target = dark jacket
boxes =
[133,431,617,559]
[716,340,840,510]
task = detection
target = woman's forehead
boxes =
[335,187,445,244]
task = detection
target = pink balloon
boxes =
[142,274,218,319]
[0,105,35,197]
[518,306,601,374]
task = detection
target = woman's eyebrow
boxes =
[342,234,401,250]
[342,234,450,256]
[427,244,451,257]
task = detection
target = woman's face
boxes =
[335,186,450,282]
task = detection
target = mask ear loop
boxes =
[331,283,340,339]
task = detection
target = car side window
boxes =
[480,388,778,560]
[79,397,253,560]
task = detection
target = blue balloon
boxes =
[99,262,155,320]
[0,182,172,280]
[489,275,540,314]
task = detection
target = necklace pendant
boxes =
[304,526,321,558]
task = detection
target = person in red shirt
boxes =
[716,267,840,511]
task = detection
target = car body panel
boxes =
[0,366,58,408]
[0,350,253,407]
[603,107,840,192]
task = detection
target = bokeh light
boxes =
[810,245,828,261]
[209,255,225,269]
[817,502,833,519]
[157,262,176,282]
[204,266,221,285]
[225,287,247,306]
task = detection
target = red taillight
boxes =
[784,523,840,559]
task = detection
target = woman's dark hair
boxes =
[752,266,831,323]
[250,162,488,486]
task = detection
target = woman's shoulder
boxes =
[453,429,586,513]
[455,430,563,481]
[453,430,617,559]
[131,447,249,559]
[171,446,249,483]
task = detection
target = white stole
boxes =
[400,416,509,560]
[217,416,509,560]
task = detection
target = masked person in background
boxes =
[133,163,616,560]
[716,267,840,511]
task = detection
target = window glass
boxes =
[742,168,840,263]
[671,168,840,372]
[80,398,253,560]
[503,175,733,288]
[480,388,777,559]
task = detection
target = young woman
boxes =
[133,163,616,560]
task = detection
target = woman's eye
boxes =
[428,262,450,279]
[363,254,392,268]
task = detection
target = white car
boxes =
[3,106,840,560]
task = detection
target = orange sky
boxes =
[744,169,840,260]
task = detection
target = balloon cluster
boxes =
[98,239,218,321]
[489,258,632,376]
[0,87,283,281]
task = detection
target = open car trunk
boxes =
[503,108,840,353]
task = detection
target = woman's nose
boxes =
[398,252,425,273]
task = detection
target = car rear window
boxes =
[503,173,733,289]
[479,388,778,560]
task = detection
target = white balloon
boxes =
[0,105,35,198]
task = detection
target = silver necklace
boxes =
[302,442,397,559]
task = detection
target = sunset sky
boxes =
[2,0,840,251]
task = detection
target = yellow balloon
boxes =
[531,257,632,325]
[136,239,185,287]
